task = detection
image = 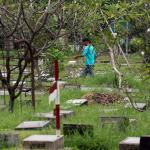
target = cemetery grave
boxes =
[15,121,50,130]
[66,99,88,106]
[125,102,147,110]
[23,135,64,150]
[0,3,149,149]
[63,123,93,136]
[35,110,74,120]
[81,92,122,105]
[119,137,140,150]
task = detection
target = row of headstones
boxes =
[17,98,147,150]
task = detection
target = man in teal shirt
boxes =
[75,38,96,76]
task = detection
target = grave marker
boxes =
[15,121,50,130]
[119,137,140,150]
[23,135,64,150]
[63,124,93,136]
[100,116,129,131]
[64,84,80,90]
[0,133,19,147]
[66,99,88,106]
[125,103,147,110]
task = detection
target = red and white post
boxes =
[54,60,61,136]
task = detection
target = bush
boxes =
[65,134,110,150]
[130,37,144,53]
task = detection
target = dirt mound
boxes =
[81,93,122,105]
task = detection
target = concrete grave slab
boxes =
[80,86,98,91]
[15,121,50,130]
[0,132,19,147]
[50,110,75,118]
[100,116,129,131]
[66,99,88,106]
[63,124,93,136]
[125,103,147,110]
[35,113,56,120]
[102,108,118,113]
[23,135,64,150]
[64,84,80,90]
[119,137,140,150]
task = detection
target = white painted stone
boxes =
[67,61,77,66]
[120,137,140,144]
[47,77,55,81]
[125,103,147,110]
[66,99,87,106]
[119,137,140,150]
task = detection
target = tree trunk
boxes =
[9,90,15,112]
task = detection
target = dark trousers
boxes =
[83,65,94,76]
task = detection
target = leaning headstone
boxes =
[63,123,93,136]
[0,132,19,147]
[15,121,50,130]
[140,136,150,150]
[119,137,140,150]
[125,103,147,110]
[66,99,88,106]
[23,135,64,150]
[100,116,129,131]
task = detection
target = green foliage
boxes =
[130,37,145,52]
[65,134,110,150]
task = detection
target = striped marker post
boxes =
[54,60,61,136]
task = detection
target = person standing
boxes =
[75,38,97,76]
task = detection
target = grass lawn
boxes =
[0,54,149,150]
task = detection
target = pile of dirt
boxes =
[81,93,122,105]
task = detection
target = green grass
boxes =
[0,53,150,149]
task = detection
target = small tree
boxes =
[0,0,67,112]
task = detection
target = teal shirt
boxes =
[82,45,96,65]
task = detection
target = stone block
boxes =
[63,123,93,136]
[0,133,19,147]
[51,110,75,118]
[125,103,147,110]
[66,99,88,106]
[15,121,50,130]
[102,108,118,113]
[64,84,80,90]
[35,113,56,120]
[100,116,129,131]
[23,135,64,150]
[119,137,140,150]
